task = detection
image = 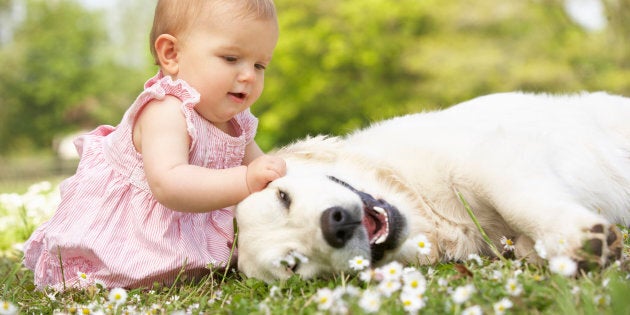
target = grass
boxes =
[1,181,629,314]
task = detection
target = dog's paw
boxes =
[576,224,623,271]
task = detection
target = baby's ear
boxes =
[154,34,179,76]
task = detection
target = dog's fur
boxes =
[236,92,630,282]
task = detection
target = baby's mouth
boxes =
[228,92,247,101]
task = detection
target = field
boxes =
[1,181,629,314]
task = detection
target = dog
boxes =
[235,92,630,282]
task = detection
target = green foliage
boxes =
[1,0,629,153]
[254,0,630,150]
[2,250,629,314]
[0,0,148,154]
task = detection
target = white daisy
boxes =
[534,240,548,259]
[410,233,432,255]
[493,297,513,315]
[76,271,91,286]
[108,288,128,305]
[378,279,402,297]
[467,253,483,266]
[400,291,426,313]
[359,269,375,283]
[451,284,476,304]
[402,270,427,294]
[505,277,523,296]
[349,255,370,271]
[593,294,610,307]
[314,288,335,311]
[500,236,515,251]
[0,301,17,315]
[377,261,404,281]
[549,256,577,277]
[358,289,381,313]
[462,305,482,315]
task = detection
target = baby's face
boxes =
[174,5,279,127]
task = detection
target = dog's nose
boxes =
[320,206,361,248]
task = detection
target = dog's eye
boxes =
[278,189,291,208]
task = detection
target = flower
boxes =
[534,240,548,259]
[358,289,381,313]
[108,288,128,305]
[378,279,402,297]
[272,251,309,270]
[410,233,432,255]
[359,269,375,283]
[467,253,483,266]
[490,270,503,281]
[593,294,610,306]
[500,236,515,251]
[571,286,581,295]
[402,270,427,294]
[400,291,426,313]
[314,288,335,311]
[549,256,577,277]
[377,261,404,281]
[76,271,91,286]
[462,305,482,315]
[349,256,370,271]
[437,277,448,288]
[0,301,17,315]
[505,277,523,296]
[493,298,513,315]
[451,284,476,304]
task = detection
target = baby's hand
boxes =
[246,155,286,193]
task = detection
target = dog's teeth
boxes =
[373,206,385,214]
[375,234,388,244]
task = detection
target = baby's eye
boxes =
[223,56,238,62]
[255,63,267,71]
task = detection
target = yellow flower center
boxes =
[2,302,8,310]
[418,241,426,248]
[506,239,514,246]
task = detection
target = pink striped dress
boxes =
[23,71,257,290]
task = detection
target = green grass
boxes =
[2,249,629,314]
[1,182,629,314]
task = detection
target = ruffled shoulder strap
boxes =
[234,108,259,145]
[124,70,202,148]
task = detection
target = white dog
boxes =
[236,92,630,282]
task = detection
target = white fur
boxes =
[236,92,630,282]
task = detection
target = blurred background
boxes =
[0,0,629,185]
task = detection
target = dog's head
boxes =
[235,169,408,282]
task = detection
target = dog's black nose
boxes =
[320,206,361,248]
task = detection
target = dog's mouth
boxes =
[363,203,390,245]
[328,176,407,263]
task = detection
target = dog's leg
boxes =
[488,187,623,270]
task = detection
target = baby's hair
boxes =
[149,0,277,65]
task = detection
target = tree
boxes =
[0,0,148,154]
[251,0,629,150]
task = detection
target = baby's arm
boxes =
[134,96,281,212]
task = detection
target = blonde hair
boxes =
[149,0,277,65]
